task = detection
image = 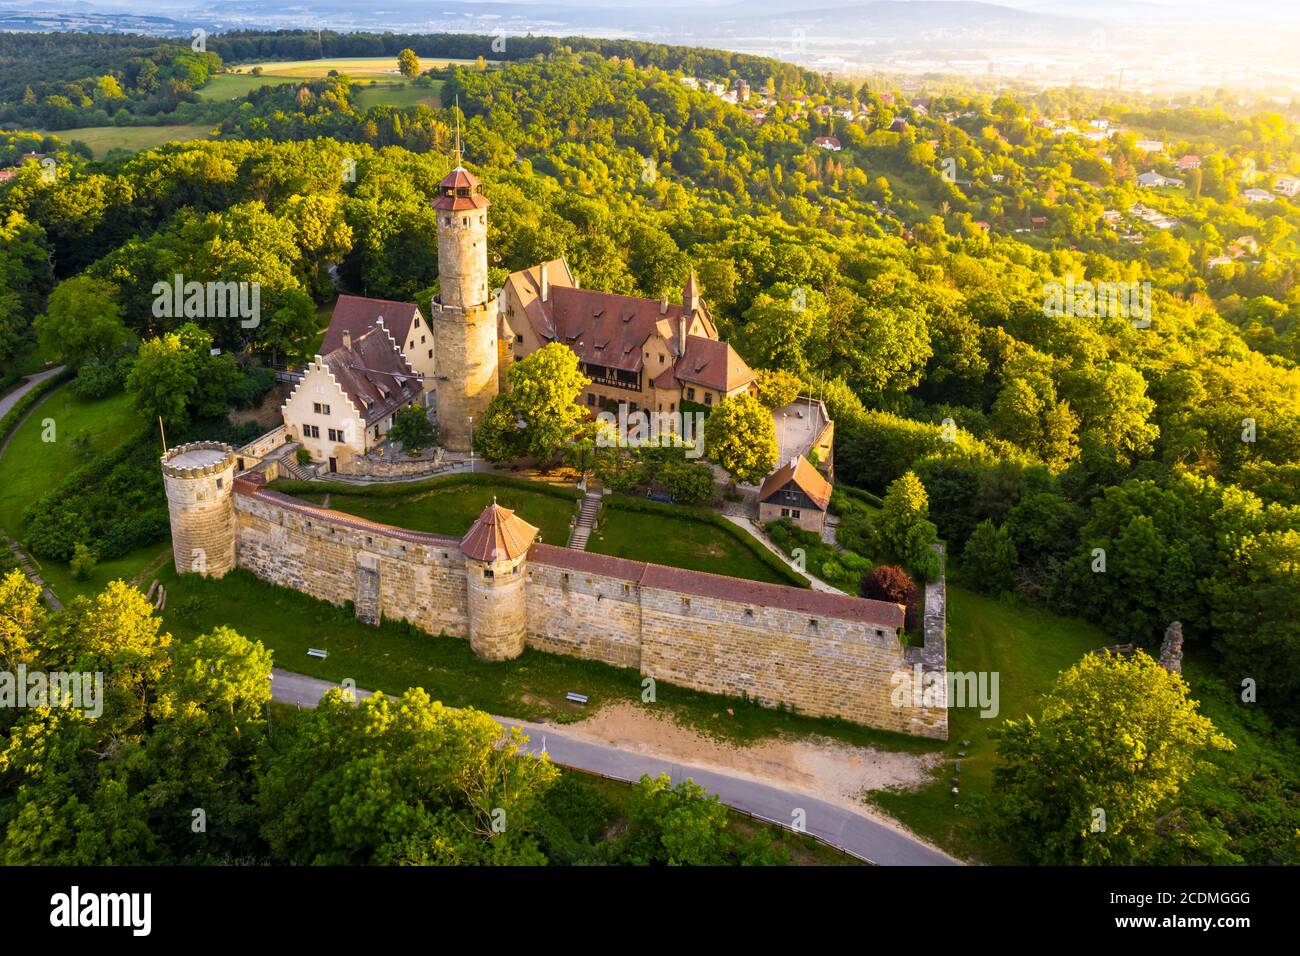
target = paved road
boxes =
[269,668,959,867]
[0,365,64,420]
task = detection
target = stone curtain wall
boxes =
[230,487,947,737]
[638,588,944,736]
[235,491,470,639]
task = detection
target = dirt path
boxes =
[544,702,940,822]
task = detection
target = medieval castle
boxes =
[159,162,949,739]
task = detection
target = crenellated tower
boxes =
[430,162,498,452]
[161,442,237,577]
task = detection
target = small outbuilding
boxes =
[758,455,833,534]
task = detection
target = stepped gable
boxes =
[323,324,419,425]
[461,500,540,561]
[528,543,904,631]
[323,294,423,356]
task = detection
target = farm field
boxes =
[194,72,300,100]
[32,124,216,157]
[232,57,488,77]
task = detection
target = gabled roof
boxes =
[461,501,539,561]
[502,258,577,342]
[675,335,755,393]
[320,324,419,425]
[758,456,833,512]
[529,543,905,632]
[323,295,423,356]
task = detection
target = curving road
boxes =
[269,668,960,867]
[0,365,64,420]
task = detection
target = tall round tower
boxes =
[161,442,238,577]
[460,500,539,661]
[431,164,499,452]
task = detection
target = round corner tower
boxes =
[431,164,499,452]
[460,501,539,661]
[161,442,238,578]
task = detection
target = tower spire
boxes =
[454,94,462,168]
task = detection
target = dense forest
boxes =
[0,30,1296,865]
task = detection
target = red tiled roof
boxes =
[432,166,490,211]
[322,325,419,425]
[529,543,904,631]
[758,456,833,512]
[231,485,904,633]
[323,294,423,356]
[675,335,755,393]
[461,501,539,561]
[548,286,690,374]
[241,488,462,548]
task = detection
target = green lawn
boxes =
[587,503,791,585]
[195,73,301,101]
[34,125,217,158]
[353,80,444,111]
[0,388,140,534]
[283,476,578,548]
[32,541,172,605]
[870,585,1112,863]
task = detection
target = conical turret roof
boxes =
[460,499,539,561]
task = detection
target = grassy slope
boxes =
[872,586,1111,863]
[0,389,137,532]
[0,387,168,601]
[194,73,300,101]
[587,506,791,585]
[353,81,444,111]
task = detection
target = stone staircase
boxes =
[567,492,602,550]
[278,444,313,481]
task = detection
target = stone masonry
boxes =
[164,467,948,738]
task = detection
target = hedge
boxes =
[604,494,810,589]
[270,472,584,502]
[0,368,74,446]
[834,483,884,509]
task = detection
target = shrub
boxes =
[962,519,1018,594]
[660,460,715,505]
[69,542,98,580]
[296,447,312,466]
[70,358,126,399]
[859,564,921,633]
[388,404,438,453]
